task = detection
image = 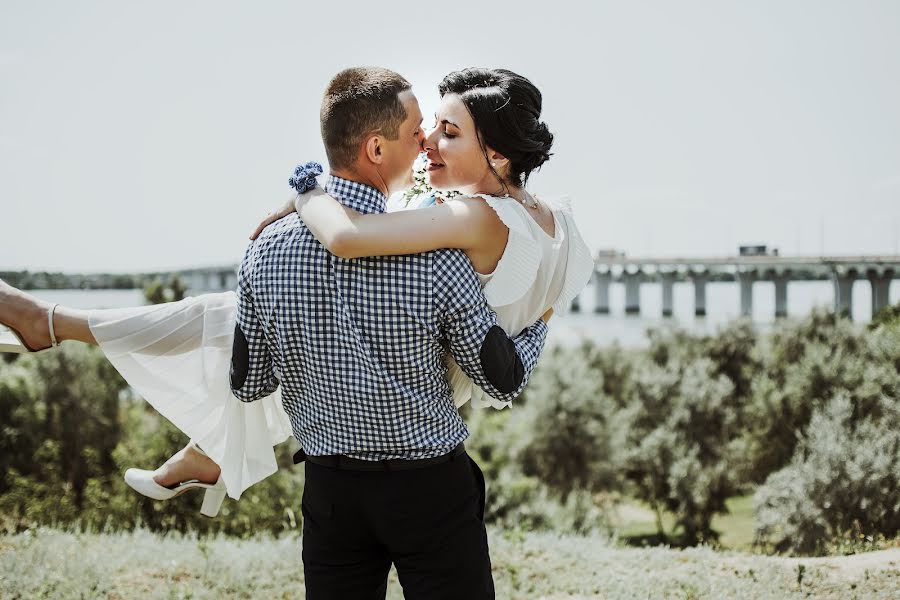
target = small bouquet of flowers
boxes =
[399,154,461,208]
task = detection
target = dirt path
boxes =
[778,547,900,578]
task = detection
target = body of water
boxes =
[31,280,900,348]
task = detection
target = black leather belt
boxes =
[294,443,466,471]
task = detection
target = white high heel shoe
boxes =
[124,443,227,518]
[0,304,60,354]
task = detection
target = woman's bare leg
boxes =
[0,280,96,346]
[52,306,97,344]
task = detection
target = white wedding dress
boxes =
[89,195,593,499]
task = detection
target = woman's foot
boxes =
[152,441,222,487]
[125,441,226,517]
[0,280,56,351]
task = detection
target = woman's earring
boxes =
[491,162,496,167]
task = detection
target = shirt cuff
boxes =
[530,318,549,340]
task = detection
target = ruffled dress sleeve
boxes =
[545,195,594,316]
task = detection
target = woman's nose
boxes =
[422,127,438,152]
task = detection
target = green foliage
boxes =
[869,300,900,331]
[620,350,746,545]
[0,347,304,538]
[1,305,898,556]
[745,308,898,483]
[143,275,187,305]
[464,406,593,534]
[754,393,900,555]
[462,354,617,536]
[0,346,125,507]
[515,346,618,497]
[0,270,141,290]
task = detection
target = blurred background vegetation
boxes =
[1,302,898,557]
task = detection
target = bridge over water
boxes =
[176,255,900,320]
[573,254,900,319]
[180,267,239,295]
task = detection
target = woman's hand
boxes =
[249,195,297,240]
[541,307,554,323]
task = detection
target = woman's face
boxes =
[423,94,500,195]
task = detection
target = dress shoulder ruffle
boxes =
[543,194,594,316]
[468,194,542,308]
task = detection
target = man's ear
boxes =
[364,135,384,165]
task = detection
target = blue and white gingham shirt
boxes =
[230,176,548,460]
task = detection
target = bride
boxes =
[0,67,593,517]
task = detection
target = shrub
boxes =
[0,347,305,537]
[462,345,620,534]
[515,346,618,498]
[745,309,899,483]
[621,353,747,545]
[754,393,900,555]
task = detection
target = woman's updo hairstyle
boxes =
[438,68,553,190]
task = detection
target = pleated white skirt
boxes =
[89,292,293,499]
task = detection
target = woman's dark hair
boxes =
[438,68,553,190]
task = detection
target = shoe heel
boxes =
[200,485,226,518]
[0,303,59,354]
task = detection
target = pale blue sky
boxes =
[2,0,899,271]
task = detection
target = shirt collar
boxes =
[324,175,387,215]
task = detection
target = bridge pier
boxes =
[831,272,855,316]
[738,272,756,317]
[570,294,581,313]
[773,274,790,318]
[692,273,708,317]
[661,272,675,317]
[624,272,641,315]
[187,273,206,293]
[594,271,611,314]
[869,269,894,315]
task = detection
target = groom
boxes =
[230,67,549,599]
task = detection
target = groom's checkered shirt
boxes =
[230,176,548,460]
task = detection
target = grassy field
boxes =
[1,528,898,599]
[614,494,757,550]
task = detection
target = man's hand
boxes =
[249,195,297,240]
[541,307,554,323]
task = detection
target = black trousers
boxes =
[301,452,494,600]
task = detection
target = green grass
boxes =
[712,494,757,549]
[1,528,898,599]
[614,494,757,551]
